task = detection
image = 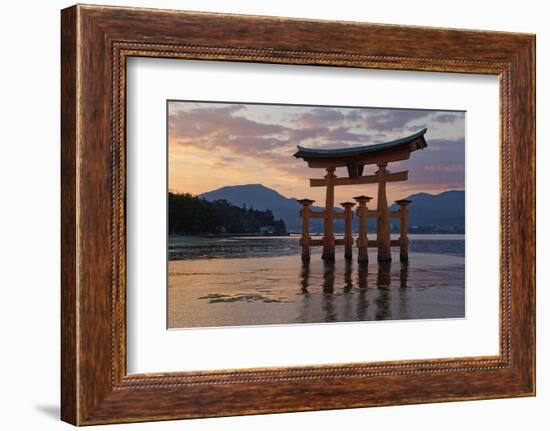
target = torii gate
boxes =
[294,128,427,263]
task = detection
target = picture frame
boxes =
[61,4,535,425]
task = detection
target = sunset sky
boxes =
[168,101,465,206]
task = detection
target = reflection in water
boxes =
[170,248,465,328]
[400,261,409,289]
[296,261,312,323]
[169,235,465,260]
[377,261,392,288]
[196,259,417,323]
[300,261,310,294]
[356,263,369,321]
[342,261,354,321]
[343,260,354,292]
[398,261,410,319]
[322,261,336,322]
[322,261,336,293]
[357,263,368,290]
[375,262,392,320]
[296,258,408,323]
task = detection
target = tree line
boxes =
[168,192,287,235]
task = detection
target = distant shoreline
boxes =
[168,232,290,238]
[167,233,466,262]
[168,233,465,239]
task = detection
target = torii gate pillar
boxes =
[321,167,337,261]
[297,198,315,262]
[354,195,372,264]
[376,162,392,262]
[340,201,356,260]
[395,199,412,261]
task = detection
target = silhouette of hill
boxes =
[200,184,465,234]
[200,184,318,232]
[389,190,464,233]
[169,192,286,235]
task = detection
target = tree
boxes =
[168,192,287,235]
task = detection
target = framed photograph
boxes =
[61,4,535,425]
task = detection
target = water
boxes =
[168,234,465,260]
[167,235,465,329]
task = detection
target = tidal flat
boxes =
[168,236,465,329]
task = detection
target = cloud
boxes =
[169,105,296,164]
[363,110,430,131]
[288,126,378,146]
[403,138,465,188]
[294,108,347,127]
[169,104,287,144]
[322,126,375,143]
[288,126,330,141]
[169,103,465,193]
[294,107,437,131]
[169,105,381,160]
[432,112,463,123]
[425,164,465,172]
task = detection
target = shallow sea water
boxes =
[168,236,465,329]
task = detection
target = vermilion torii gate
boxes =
[294,128,428,263]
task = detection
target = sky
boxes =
[168,101,465,206]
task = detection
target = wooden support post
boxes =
[395,199,412,261]
[322,167,337,261]
[340,202,356,260]
[376,162,392,262]
[297,198,315,262]
[354,195,372,264]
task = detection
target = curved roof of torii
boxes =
[293,128,428,160]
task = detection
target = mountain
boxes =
[389,190,465,232]
[200,184,311,232]
[200,184,465,234]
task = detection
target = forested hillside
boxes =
[168,192,287,235]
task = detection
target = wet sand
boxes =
[168,250,465,329]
